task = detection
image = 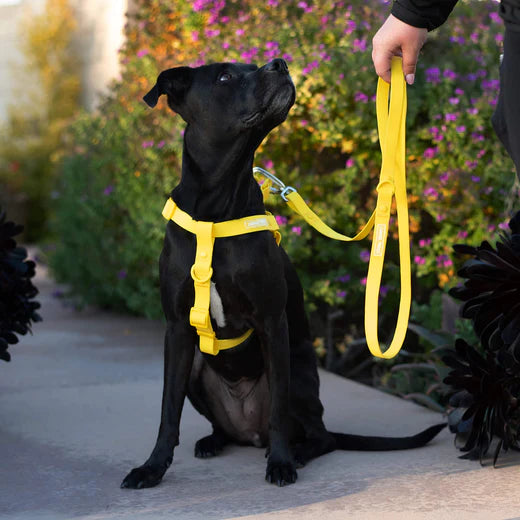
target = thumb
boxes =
[401,49,419,85]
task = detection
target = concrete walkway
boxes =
[1,267,520,520]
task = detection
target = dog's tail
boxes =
[330,423,446,451]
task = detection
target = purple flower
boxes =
[360,277,367,286]
[118,270,127,279]
[457,230,468,239]
[449,97,460,105]
[380,285,390,298]
[414,255,426,265]
[467,107,479,115]
[445,113,458,122]
[419,238,432,247]
[275,215,287,226]
[205,28,220,38]
[282,53,293,62]
[344,19,357,35]
[103,185,114,196]
[291,226,302,235]
[345,158,355,168]
[423,147,437,159]
[482,79,500,91]
[443,69,457,80]
[471,175,481,182]
[137,49,149,58]
[456,125,466,133]
[436,255,452,268]
[352,39,367,52]
[423,187,439,199]
[425,67,441,84]
[142,140,154,148]
[336,290,347,299]
[354,92,369,103]
[466,161,478,170]
[336,274,351,283]
[360,250,370,262]
[157,140,165,149]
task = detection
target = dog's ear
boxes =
[143,67,194,109]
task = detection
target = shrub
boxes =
[51,0,515,347]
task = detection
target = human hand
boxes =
[372,14,428,85]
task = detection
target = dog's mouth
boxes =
[243,82,295,128]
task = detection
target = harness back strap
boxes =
[162,198,281,355]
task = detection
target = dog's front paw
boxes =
[265,457,297,486]
[121,464,165,489]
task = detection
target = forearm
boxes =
[391,0,459,31]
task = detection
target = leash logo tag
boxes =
[245,217,268,229]
[373,224,387,257]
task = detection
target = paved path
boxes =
[1,268,520,520]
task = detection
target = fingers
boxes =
[372,14,428,85]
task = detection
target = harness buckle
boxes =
[190,307,210,329]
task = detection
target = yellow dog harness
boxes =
[162,198,281,356]
[162,57,410,360]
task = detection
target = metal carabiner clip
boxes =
[253,167,296,202]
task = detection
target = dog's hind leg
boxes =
[194,428,230,458]
[121,321,196,489]
[282,249,337,467]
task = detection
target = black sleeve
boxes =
[391,0,459,31]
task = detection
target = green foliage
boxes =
[50,0,514,345]
[0,0,81,241]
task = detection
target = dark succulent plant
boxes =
[0,208,42,362]
[444,210,520,463]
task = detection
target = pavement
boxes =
[1,266,520,520]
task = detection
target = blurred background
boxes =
[0,0,517,411]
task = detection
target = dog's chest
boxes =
[195,353,270,446]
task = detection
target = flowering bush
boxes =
[51,0,516,351]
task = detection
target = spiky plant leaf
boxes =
[0,208,41,362]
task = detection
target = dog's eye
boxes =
[219,72,232,82]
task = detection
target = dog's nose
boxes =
[266,58,289,73]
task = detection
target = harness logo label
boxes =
[373,224,387,257]
[245,218,268,229]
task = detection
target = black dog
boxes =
[121,58,445,489]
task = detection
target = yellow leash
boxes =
[256,57,410,359]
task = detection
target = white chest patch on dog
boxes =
[210,281,227,328]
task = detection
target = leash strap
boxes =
[162,198,280,355]
[364,58,410,359]
[259,58,410,359]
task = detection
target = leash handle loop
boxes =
[364,57,411,359]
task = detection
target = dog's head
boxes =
[143,59,295,141]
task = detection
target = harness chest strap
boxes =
[162,198,281,355]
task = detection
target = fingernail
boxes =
[406,74,415,85]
